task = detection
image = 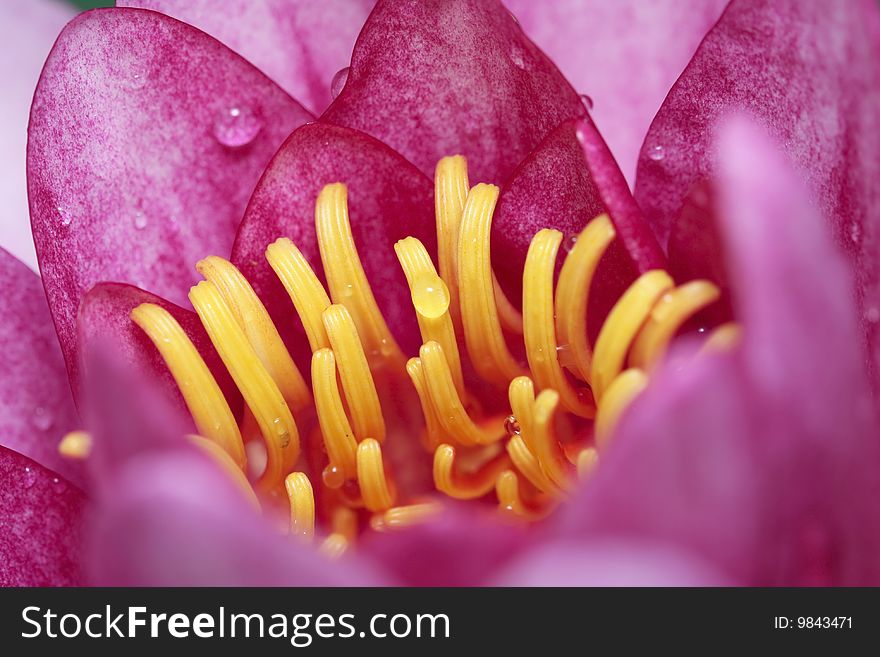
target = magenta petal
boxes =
[494,538,732,586]
[504,0,728,184]
[633,0,880,382]
[28,7,313,382]
[321,0,587,183]
[0,248,82,487]
[232,122,434,364]
[0,446,85,586]
[119,0,374,114]
[76,283,241,420]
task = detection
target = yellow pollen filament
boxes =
[576,447,599,479]
[629,280,721,371]
[196,256,311,412]
[523,228,596,418]
[311,348,358,483]
[506,435,558,494]
[131,302,245,469]
[189,280,299,492]
[315,183,404,368]
[433,443,511,499]
[507,376,536,452]
[591,270,674,401]
[434,155,469,332]
[495,470,552,521]
[187,434,260,511]
[458,183,526,385]
[531,389,574,490]
[58,431,92,460]
[406,356,446,450]
[554,214,616,383]
[702,321,743,354]
[370,502,441,532]
[319,506,357,559]
[265,237,332,352]
[419,341,503,446]
[594,368,649,449]
[395,236,464,398]
[285,472,315,541]
[356,438,396,512]
[322,304,386,443]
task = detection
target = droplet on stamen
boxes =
[411,274,450,319]
[504,415,521,437]
[213,105,262,148]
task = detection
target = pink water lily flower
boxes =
[4,0,880,587]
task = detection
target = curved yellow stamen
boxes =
[554,214,616,383]
[320,506,358,559]
[591,270,674,401]
[434,155,469,332]
[433,443,511,500]
[419,341,503,446]
[58,431,92,460]
[458,183,525,384]
[370,502,442,532]
[531,389,572,489]
[702,321,743,354]
[131,302,245,469]
[594,368,648,449]
[315,183,404,368]
[189,280,299,492]
[395,236,464,397]
[196,256,311,412]
[495,470,552,521]
[523,228,596,418]
[576,446,599,480]
[265,237,331,352]
[311,348,358,482]
[285,472,315,541]
[507,375,536,452]
[356,438,395,512]
[406,357,446,450]
[629,280,721,370]
[322,304,386,443]
[506,435,557,494]
[187,434,259,511]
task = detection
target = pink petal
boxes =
[231,122,434,364]
[633,0,880,383]
[321,0,587,183]
[28,7,313,384]
[77,282,241,422]
[119,0,374,114]
[0,0,74,270]
[494,538,732,586]
[0,248,82,487]
[556,119,880,585]
[504,0,728,185]
[0,446,85,586]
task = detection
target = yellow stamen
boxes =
[433,443,511,500]
[131,302,245,468]
[395,236,464,397]
[265,237,332,352]
[370,502,442,532]
[319,506,357,559]
[284,472,315,541]
[629,280,721,370]
[419,341,503,446]
[311,348,358,483]
[702,321,743,354]
[531,389,573,489]
[187,434,260,511]
[591,270,674,401]
[58,431,92,460]
[356,438,395,512]
[507,376,536,452]
[322,304,386,443]
[523,228,596,418]
[196,256,311,412]
[189,280,299,492]
[594,368,649,449]
[506,434,558,493]
[495,470,552,521]
[554,214,616,383]
[457,183,525,384]
[406,356,446,450]
[576,446,599,479]
[315,183,404,368]
[434,155,469,332]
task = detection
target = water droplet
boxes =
[411,274,450,319]
[133,212,147,230]
[52,477,61,487]
[213,106,262,148]
[273,417,291,447]
[124,70,148,90]
[563,235,578,252]
[579,94,594,111]
[866,306,880,324]
[32,406,53,431]
[57,206,73,228]
[330,67,350,100]
[342,283,355,298]
[23,466,36,489]
[850,223,862,245]
[322,464,345,489]
[648,145,665,161]
[504,415,521,437]
[509,44,526,69]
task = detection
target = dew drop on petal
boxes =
[647,144,665,161]
[22,466,36,489]
[32,406,53,431]
[133,212,147,230]
[509,44,526,69]
[330,67,350,100]
[865,306,880,324]
[125,71,147,90]
[579,94,594,111]
[850,223,862,245]
[213,106,262,148]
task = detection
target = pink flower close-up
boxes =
[3,0,880,587]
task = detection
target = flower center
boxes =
[96,155,737,555]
